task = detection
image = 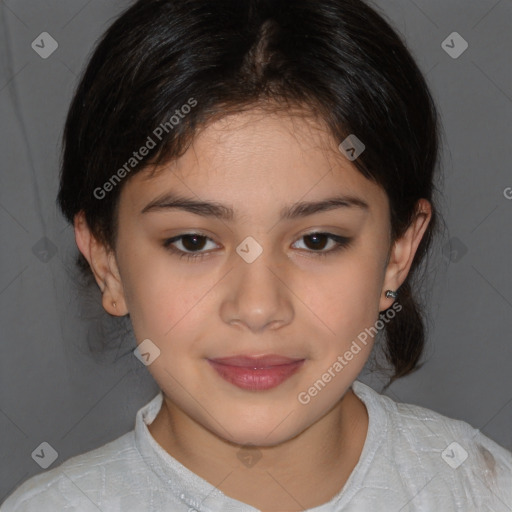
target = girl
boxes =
[2,0,511,510]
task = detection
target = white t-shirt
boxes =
[2,380,511,511]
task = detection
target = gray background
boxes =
[1,0,511,504]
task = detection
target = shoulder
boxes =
[354,381,512,508]
[1,431,141,511]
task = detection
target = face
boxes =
[102,109,402,446]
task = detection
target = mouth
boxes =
[207,354,306,391]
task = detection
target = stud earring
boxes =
[385,290,398,299]
[112,301,117,308]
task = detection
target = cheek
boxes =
[301,258,383,336]
[121,253,215,343]
[116,245,178,335]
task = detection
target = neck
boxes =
[148,387,369,511]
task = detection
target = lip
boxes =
[207,355,305,391]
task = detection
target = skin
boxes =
[75,107,431,511]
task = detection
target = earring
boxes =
[112,301,117,308]
[385,290,398,299]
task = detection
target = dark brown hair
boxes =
[57,0,445,386]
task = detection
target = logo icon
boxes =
[32,236,58,263]
[237,445,262,468]
[442,32,468,59]
[443,237,468,263]
[31,442,58,469]
[133,339,161,365]
[236,236,263,263]
[338,134,365,161]
[31,32,59,59]
[442,441,468,469]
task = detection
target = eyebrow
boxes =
[140,192,369,220]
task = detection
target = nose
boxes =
[219,249,294,333]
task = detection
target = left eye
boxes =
[292,232,350,253]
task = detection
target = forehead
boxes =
[122,108,388,216]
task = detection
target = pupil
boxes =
[307,234,326,250]
[183,235,205,251]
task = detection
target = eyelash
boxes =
[162,232,352,262]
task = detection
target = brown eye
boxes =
[303,233,330,250]
[163,233,218,261]
[179,234,208,251]
[292,232,352,256]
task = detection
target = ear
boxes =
[73,211,128,316]
[379,199,432,312]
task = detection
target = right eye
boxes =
[163,233,220,261]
